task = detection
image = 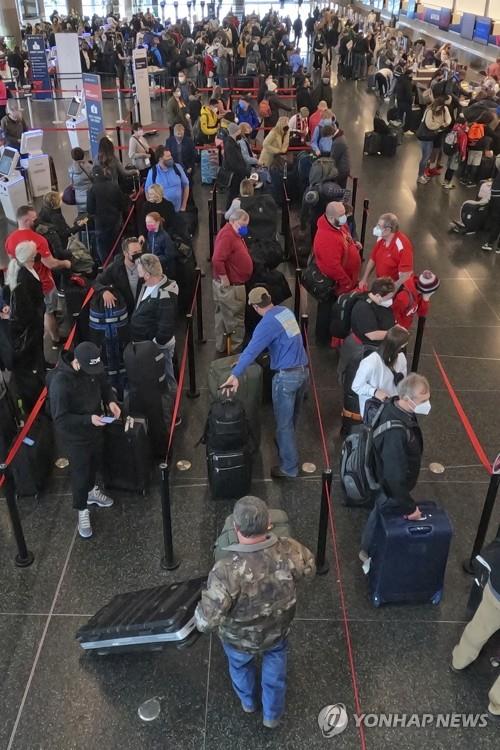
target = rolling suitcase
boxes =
[207,447,252,499]
[214,508,291,560]
[76,577,207,654]
[11,415,55,497]
[380,132,398,157]
[369,501,453,607]
[363,131,381,155]
[102,417,152,494]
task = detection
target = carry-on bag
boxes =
[368,501,453,607]
[380,132,398,157]
[207,357,263,444]
[102,417,152,494]
[363,131,381,155]
[76,576,207,653]
[200,148,219,185]
[207,446,253,499]
[11,415,55,497]
[214,508,291,560]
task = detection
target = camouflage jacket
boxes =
[194,534,316,652]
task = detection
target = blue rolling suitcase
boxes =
[369,501,453,607]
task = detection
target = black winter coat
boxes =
[94,254,143,316]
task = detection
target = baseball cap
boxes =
[416,270,440,294]
[74,342,105,375]
[248,286,271,305]
[249,171,263,188]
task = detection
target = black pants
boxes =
[66,435,103,510]
[315,297,334,346]
[375,73,388,97]
[397,102,412,130]
[487,209,500,245]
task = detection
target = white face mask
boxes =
[412,399,431,415]
[379,298,393,308]
[337,214,348,225]
[372,225,383,238]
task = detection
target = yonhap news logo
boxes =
[317,706,489,735]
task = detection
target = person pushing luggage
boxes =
[220,287,309,479]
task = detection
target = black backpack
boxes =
[340,401,407,506]
[330,290,367,339]
[201,398,250,452]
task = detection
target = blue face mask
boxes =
[238,225,249,237]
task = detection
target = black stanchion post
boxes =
[463,468,500,574]
[351,176,359,214]
[208,198,214,260]
[115,125,123,164]
[195,269,206,343]
[411,316,426,372]
[359,199,369,260]
[294,268,302,320]
[159,462,180,570]
[186,313,200,398]
[300,313,308,349]
[0,465,34,567]
[283,199,291,258]
[212,183,218,232]
[316,469,333,575]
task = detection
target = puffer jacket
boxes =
[258,117,290,167]
[200,105,219,137]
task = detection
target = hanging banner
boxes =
[26,35,51,100]
[82,73,104,159]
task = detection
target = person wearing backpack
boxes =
[144,146,190,213]
[441,114,468,190]
[310,109,335,156]
[460,120,493,188]
[416,97,451,184]
[351,324,409,420]
[359,373,431,566]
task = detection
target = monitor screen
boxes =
[474,16,492,44]
[67,98,80,118]
[0,148,16,177]
[461,12,476,40]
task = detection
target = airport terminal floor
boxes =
[2,39,500,750]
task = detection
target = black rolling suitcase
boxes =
[64,276,91,343]
[380,132,398,157]
[76,577,207,654]
[202,397,253,499]
[11,415,55,497]
[363,131,381,155]
[102,417,152,494]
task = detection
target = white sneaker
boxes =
[87,485,114,507]
[417,176,429,184]
[78,509,93,538]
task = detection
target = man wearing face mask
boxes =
[94,236,144,314]
[311,73,333,110]
[313,201,361,345]
[176,70,196,105]
[48,342,121,539]
[212,209,254,353]
[145,146,189,213]
[165,123,196,179]
[359,213,414,291]
[359,373,431,565]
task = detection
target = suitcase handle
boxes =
[408,524,432,535]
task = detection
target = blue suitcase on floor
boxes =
[369,501,453,607]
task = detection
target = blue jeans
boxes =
[159,337,176,392]
[222,639,288,721]
[272,368,309,476]
[418,140,434,177]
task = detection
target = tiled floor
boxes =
[1,66,500,750]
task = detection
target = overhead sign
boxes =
[82,73,104,159]
[26,35,51,100]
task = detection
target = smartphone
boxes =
[100,416,117,424]
[23,437,35,446]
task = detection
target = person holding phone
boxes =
[47,342,121,540]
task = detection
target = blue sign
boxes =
[26,35,51,100]
[82,73,104,159]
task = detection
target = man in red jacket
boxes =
[212,208,254,353]
[392,269,440,329]
[312,201,361,344]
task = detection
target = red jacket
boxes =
[212,222,253,284]
[392,275,429,329]
[0,80,7,106]
[313,215,360,294]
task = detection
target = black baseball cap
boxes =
[74,342,104,375]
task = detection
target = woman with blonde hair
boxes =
[139,183,176,237]
[38,190,82,250]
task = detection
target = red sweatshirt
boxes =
[212,222,253,284]
[392,275,429,329]
[313,214,360,294]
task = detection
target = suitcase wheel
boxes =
[372,594,381,608]
[431,589,442,605]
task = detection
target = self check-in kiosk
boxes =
[66,97,90,152]
[20,129,52,198]
[0,147,28,223]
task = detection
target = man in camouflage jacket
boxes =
[195,495,315,729]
